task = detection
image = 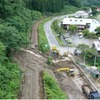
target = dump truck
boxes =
[82,85,100,99]
[57,68,75,76]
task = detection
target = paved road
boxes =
[44,14,76,55]
[44,19,60,47]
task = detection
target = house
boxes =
[61,17,100,32]
[75,11,89,18]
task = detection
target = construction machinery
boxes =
[82,85,100,99]
[57,68,75,77]
[52,46,60,56]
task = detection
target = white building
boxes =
[75,11,89,18]
[61,17,100,32]
[93,37,100,51]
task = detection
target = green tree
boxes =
[43,72,67,99]
[91,6,98,15]
[57,27,65,38]
[0,42,6,62]
[0,25,29,52]
[77,43,89,53]
[95,26,100,34]
[82,29,89,36]
[0,0,22,19]
[69,25,78,35]
[69,0,82,7]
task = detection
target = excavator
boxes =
[52,46,60,56]
[57,67,75,77]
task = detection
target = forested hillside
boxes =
[0,0,42,99]
[82,0,100,6]
[0,0,81,99]
[25,0,81,13]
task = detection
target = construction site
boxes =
[13,21,100,99]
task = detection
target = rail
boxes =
[71,56,100,93]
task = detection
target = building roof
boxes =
[62,18,92,25]
[75,11,85,14]
[61,17,100,32]
[75,11,89,15]
[93,41,100,51]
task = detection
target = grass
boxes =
[38,18,51,52]
[51,20,65,46]
[43,71,67,99]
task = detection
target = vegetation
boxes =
[69,25,78,35]
[0,41,20,99]
[95,26,100,34]
[77,43,89,53]
[0,0,42,98]
[24,0,81,13]
[82,0,100,7]
[0,0,93,99]
[77,44,100,67]
[51,19,65,46]
[61,5,79,14]
[38,18,50,53]
[52,20,65,38]
[47,57,53,65]
[82,29,98,39]
[43,71,67,99]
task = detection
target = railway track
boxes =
[21,66,39,99]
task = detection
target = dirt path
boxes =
[31,20,42,47]
[14,50,48,99]
[21,66,39,99]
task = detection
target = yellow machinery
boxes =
[52,46,60,56]
[57,68,75,77]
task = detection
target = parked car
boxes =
[65,38,72,44]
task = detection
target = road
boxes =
[44,14,75,55]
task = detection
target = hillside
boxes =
[82,0,100,6]
[0,0,82,99]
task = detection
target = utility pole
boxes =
[68,45,69,52]
[94,51,97,66]
[83,51,86,64]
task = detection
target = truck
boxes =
[82,85,100,99]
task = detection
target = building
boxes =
[93,37,100,52]
[61,17,100,32]
[75,11,89,18]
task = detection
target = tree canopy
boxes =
[0,0,42,98]
[24,0,82,13]
[0,0,82,98]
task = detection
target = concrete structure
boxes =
[93,37,100,51]
[61,17,100,32]
[75,11,89,18]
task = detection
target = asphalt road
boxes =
[44,14,76,55]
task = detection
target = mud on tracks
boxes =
[14,50,49,99]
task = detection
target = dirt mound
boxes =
[53,59,75,69]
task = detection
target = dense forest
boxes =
[25,0,81,13]
[82,0,100,6]
[0,0,42,99]
[0,0,82,99]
